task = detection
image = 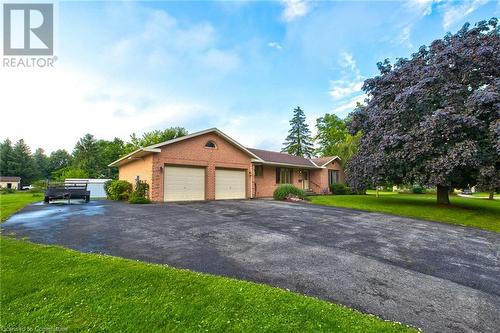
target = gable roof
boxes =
[0,176,21,182]
[311,156,341,167]
[109,128,263,167]
[248,148,318,168]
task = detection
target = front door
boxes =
[302,170,310,190]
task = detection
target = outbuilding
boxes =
[0,176,21,190]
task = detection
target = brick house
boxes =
[109,128,345,202]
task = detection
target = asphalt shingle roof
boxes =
[247,148,317,167]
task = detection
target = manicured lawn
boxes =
[0,194,415,332]
[310,191,500,233]
[0,192,43,221]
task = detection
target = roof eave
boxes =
[253,160,320,169]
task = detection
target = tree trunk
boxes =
[488,190,494,200]
[437,185,450,205]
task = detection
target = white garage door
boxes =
[164,166,205,202]
[215,169,246,200]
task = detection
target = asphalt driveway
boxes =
[2,199,499,332]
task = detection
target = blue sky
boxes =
[2,0,499,152]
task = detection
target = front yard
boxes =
[310,191,500,232]
[0,193,415,332]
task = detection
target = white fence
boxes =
[65,178,111,198]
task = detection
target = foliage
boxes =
[411,185,426,194]
[125,127,188,154]
[0,187,15,194]
[33,148,50,180]
[273,184,306,200]
[315,111,362,165]
[310,191,500,232]
[48,149,72,171]
[329,183,351,195]
[106,180,133,201]
[51,166,88,181]
[0,139,38,186]
[347,19,500,205]
[0,192,43,221]
[72,134,100,178]
[103,180,113,198]
[0,237,415,333]
[282,106,314,158]
[29,180,47,193]
[128,180,151,204]
[96,138,125,178]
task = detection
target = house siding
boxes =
[118,154,153,197]
[151,133,253,202]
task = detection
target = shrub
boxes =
[0,187,15,194]
[273,184,306,201]
[128,180,151,204]
[107,180,132,201]
[128,192,151,204]
[329,183,348,195]
[411,185,426,194]
[104,180,113,198]
[28,180,47,193]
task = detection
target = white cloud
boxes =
[0,66,207,153]
[332,94,366,116]
[109,9,240,73]
[340,51,356,71]
[442,0,488,30]
[281,0,309,21]
[268,41,283,50]
[329,80,364,100]
[399,25,413,48]
[407,0,441,16]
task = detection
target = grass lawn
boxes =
[0,194,415,332]
[0,192,43,221]
[310,191,500,233]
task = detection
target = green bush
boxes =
[128,181,151,204]
[107,180,132,201]
[411,185,426,194]
[329,183,349,195]
[273,184,306,200]
[28,180,47,193]
[128,192,151,204]
[0,187,15,194]
[104,180,113,198]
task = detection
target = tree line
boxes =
[0,127,187,185]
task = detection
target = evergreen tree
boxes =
[282,106,314,157]
[48,149,72,172]
[73,134,99,178]
[33,148,50,179]
[10,139,36,185]
[0,138,14,175]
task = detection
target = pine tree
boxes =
[10,139,36,185]
[282,106,314,157]
[0,138,14,175]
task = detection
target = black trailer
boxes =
[44,181,90,203]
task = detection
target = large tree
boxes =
[0,138,14,175]
[10,139,36,185]
[282,106,314,157]
[48,149,72,172]
[73,134,100,178]
[315,110,362,165]
[347,19,500,204]
[33,148,50,180]
[125,127,188,154]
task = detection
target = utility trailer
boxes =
[44,181,91,203]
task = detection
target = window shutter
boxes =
[276,168,280,183]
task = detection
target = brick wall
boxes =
[151,133,253,202]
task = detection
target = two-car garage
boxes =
[164,166,246,202]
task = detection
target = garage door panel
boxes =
[164,166,205,202]
[215,169,246,200]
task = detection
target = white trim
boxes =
[318,156,341,167]
[253,160,319,169]
[146,128,264,161]
[109,128,264,167]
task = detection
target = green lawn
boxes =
[0,192,43,221]
[310,191,500,233]
[0,193,415,332]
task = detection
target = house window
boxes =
[328,170,339,185]
[205,141,217,148]
[276,168,292,184]
[254,165,263,177]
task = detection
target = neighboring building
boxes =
[109,128,345,202]
[64,179,111,198]
[0,176,21,190]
